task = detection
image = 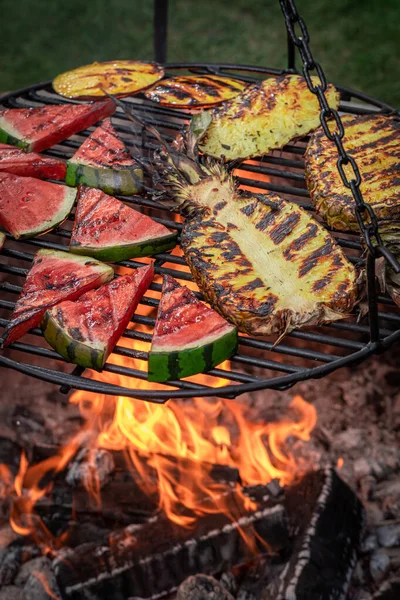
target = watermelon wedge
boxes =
[1,249,114,346]
[69,186,177,261]
[42,264,154,370]
[0,99,115,153]
[0,172,76,239]
[65,118,143,195]
[0,232,5,250]
[0,143,66,179]
[148,275,238,382]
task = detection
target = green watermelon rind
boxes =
[42,309,106,371]
[0,125,30,152]
[9,186,77,240]
[69,231,177,261]
[65,160,144,195]
[0,231,5,250]
[1,249,114,347]
[147,326,238,382]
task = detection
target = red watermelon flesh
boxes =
[0,99,115,153]
[70,118,135,169]
[0,143,66,179]
[2,249,114,346]
[69,186,177,260]
[42,264,154,370]
[0,172,76,239]
[152,275,235,351]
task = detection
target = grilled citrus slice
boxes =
[53,60,164,99]
[195,74,339,160]
[144,75,247,108]
[305,114,400,242]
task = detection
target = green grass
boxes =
[1,0,399,106]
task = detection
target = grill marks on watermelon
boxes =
[0,172,76,239]
[148,275,237,382]
[0,143,66,179]
[69,186,177,261]
[42,264,154,370]
[65,118,143,195]
[0,99,115,153]
[1,249,114,346]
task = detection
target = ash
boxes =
[0,350,399,600]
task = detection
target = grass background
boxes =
[1,0,399,106]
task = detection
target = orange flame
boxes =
[32,570,60,600]
[4,245,317,551]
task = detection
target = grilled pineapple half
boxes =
[194,74,340,160]
[153,154,358,337]
[305,114,400,242]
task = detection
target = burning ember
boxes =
[0,322,316,550]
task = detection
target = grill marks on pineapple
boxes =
[198,74,340,161]
[181,177,358,335]
[269,213,301,244]
[305,114,400,234]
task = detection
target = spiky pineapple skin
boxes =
[179,171,359,336]
[197,75,340,161]
[305,114,400,242]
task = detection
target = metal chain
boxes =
[279,0,400,275]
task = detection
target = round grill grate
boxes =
[1,63,399,402]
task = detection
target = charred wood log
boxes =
[273,467,364,600]
[35,449,243,528]
[53,485,289,600]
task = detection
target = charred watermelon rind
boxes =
[148,327,238,382]
[69,231,177,261]
[65,161,143,195]
[42,310,106,371]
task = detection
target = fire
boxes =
[337,457,344,469]
[234,159,271,193]
[1,243,318,549]
[32,570,60,600]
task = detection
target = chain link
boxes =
[279,0,398,268]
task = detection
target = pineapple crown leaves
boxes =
[102,91,239,208]
[102,92,281,219]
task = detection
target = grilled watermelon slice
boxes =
[194,74,339,160]
[0,232,5,250]
[65,118,143,195]
[0,143,66,179]
[0,172,75,239]
[42,264,154,370]
[53,60,164,99]
[0,99,115,153]
[69,186,177,261]
[0,172,76,239]
[1,249,114,346]
[148,275,238,382]
[144,75,247,108]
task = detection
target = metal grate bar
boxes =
[0,68,399,400]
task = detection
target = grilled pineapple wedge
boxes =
[194,74,339,160]
[152,151,359,337]
[305,114,400,242]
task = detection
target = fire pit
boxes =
[0,1,400,599]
